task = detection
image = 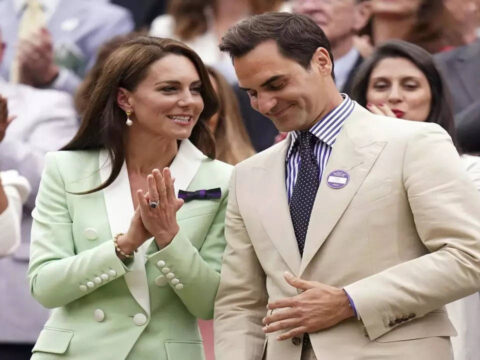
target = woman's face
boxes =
[370,0,422,17]
[366,57,432,122]
[126,54,204,140]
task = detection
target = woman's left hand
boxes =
[136,168,184,249]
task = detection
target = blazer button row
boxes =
[156,261,184,290]
[93,309,147,326]
[79,269,117,291]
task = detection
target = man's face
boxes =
[233,40,333,133]
[293,0,358,47]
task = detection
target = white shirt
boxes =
[334,47,360,91]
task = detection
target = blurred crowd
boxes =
[0,0,479,359]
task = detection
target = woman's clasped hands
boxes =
[116,168,184,260]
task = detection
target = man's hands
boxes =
[262,272,354,340]
[17,28,59,87]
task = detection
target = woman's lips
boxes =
[392,109,405,118]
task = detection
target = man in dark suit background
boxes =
[435,40,480,154]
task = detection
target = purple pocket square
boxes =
[178,188,221,202]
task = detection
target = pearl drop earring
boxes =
[126,110,133,127]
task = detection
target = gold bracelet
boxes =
[113,233,134,259]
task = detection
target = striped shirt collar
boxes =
[286,94,354,160]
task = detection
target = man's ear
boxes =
[311,47,333,76]
[117,87,133,113]
[354,1,372,32]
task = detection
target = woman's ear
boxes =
[117,88,132,113]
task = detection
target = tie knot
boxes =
[299,131,314,150]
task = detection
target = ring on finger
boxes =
[149,200,159,209]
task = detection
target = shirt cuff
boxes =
[343,288,360,320]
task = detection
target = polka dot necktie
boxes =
[289,131,320,256]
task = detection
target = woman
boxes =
[356,0,464,56]
[0,95,30,256]
[149,0,286,83]
[351,40,480,360]
[206,66,255,165]
[28,36,232,359]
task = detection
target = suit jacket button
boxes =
[94,309,105,322]
[161,267,171,274]
[133,313,147,326]
[388,321,395,327]
[101,273,109,281]
[79,284,87,292]
[155,275,168,287]
[408,313,416,319]
[395,318,402,324]
[84,228,98,240]
[157,260,166,268]
[292,337,302,346]
[171,278,180,285]
[94,277,102,284]
[175,283,184,291]
[87,281,95,288]
[108,269,117,277]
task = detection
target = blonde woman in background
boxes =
[207,67,255,165]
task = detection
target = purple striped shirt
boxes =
[286,95,355,202]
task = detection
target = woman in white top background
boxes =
[0,96,30,256]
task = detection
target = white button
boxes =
[171,278,180,285]
[108,269,117,277]
[166,272,175,280]
[101,273,109,281]
[157,260,166,268]
[84,228,98,240]
[175,283,184,291]
[133,313,147,326]
[94,309,105,322]
[79,284,87,292]
[161,267,170,274]
[87,281,95,288]
[155,275,168,287]
[94,277,102,284]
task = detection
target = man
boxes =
[435,40,480,153]
[214,13,480,360]
[0,28,78,359]
[292,0,370,94]
[0,0,133,95]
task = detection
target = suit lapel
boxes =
[300,107,386,275]
[258,140,302,274]
[99,150,151,315]
[170,139,207,198]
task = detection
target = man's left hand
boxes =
[262,272,354,340]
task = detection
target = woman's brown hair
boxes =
[207,67,255,165]
[63,36,218,193]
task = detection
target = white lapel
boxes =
[99,150,151,315]
[169,139,207,195]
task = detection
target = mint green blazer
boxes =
[28,140,232,360]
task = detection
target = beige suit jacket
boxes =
[214,105,480,360]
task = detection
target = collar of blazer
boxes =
[99,139,207,314]
[251,105,387,276]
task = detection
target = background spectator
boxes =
[292,0,370,94]
[357,0,465,56]
[0,96,30,257]
[435,39,480,154]
[0,27,78,359]
[350,40,480,360]
[0,0,134,95]
[150,0,285,83]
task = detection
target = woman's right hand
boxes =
[115,205,152,260]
